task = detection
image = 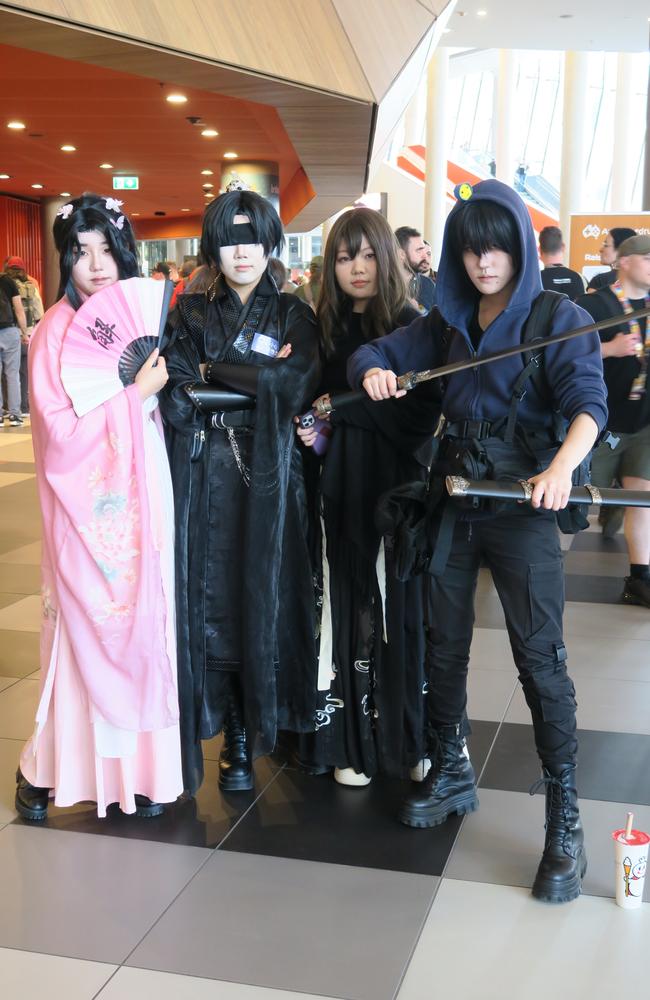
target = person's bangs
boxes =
[448,200,521,272]
[334,218,369,260]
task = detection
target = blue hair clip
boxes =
[454,182,473,202]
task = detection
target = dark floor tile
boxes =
[479,721,650,805]
[220,721,497,876]
[32,757,282,849]
[571,530,627,554]
[564,573,625,605]
[0,462,35,473]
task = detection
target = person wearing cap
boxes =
[3,256,43,415]
[577,235,650,606]
[586,227,637,292]
[295,255,323,311]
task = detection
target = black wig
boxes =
[200,190,284,268]
[447,199,522,277]
[53,193,140,310]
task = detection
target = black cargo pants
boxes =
[427,504,577,766]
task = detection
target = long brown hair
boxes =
[317,207,408,356]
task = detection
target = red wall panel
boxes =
[0,195,43,289]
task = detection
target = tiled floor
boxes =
[0,420,648,999]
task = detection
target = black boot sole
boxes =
[531,852,588,904]
[15,795,48,821]
[399,790,479,829]
[219,771,254,792]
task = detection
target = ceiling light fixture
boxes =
[477,9,487,15]
[201,169,213,175]
[99,162,113,169]
[166,93,187,104]
[0,173,11,179]
[181,208,190,212]
[61,144,76,152]
[131,212,140,217]
[202,182,214,188]
[7,121,26,130]
[31,183,43,189]
[223,152,238,159]
[60,191,71,196]
[201,128,218,138]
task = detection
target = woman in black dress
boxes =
[296,207,440,785]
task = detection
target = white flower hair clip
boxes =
[110,215,125,231]
[56,203,74,220]
[104,197,124,213]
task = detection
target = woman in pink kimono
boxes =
[15,193,183,820]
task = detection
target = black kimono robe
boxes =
[161,274,320,794]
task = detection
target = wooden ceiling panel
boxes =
[12,0,374,100]
[331,0,437,101]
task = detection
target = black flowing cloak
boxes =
[318,383,442,775]
[161,289,321,794]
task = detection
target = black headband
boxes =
[223,222,258,246]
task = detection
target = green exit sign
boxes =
[112,176,139,190]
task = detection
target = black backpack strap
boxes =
[503,291,567,444]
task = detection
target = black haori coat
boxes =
[160,279,320,794]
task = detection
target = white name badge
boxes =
[251,332,279,357]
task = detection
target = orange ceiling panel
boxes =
[0,42,302,220]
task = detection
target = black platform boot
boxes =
[531,762,587,904]
[15,769,49,821]
[398,723,479,828]
[219,690,253,792]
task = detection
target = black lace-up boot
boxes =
[218,689,253,792]
[398,723,479,828]
[531,762,587,903]
[15,769,49,821]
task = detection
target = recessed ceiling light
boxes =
[181,208,190,212]
[166,93,187,104]
[201,169,213,175]
[131,212,140,217]
[477,9,487,15]
[201,129,218,138]
[203,182,214,188]
[60,191,71,196]
[31,183,43,189]
[223,152,238,159]
[205,192,214,198]
[60,144,76,152]
[7,121,26,130]
[99,163,113,169]
[0,173,11,179]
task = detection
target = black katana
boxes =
[300,306,650,426]
[445,477,650,508]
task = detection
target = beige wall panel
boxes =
[13,0,374,100]
[331,0,435,101]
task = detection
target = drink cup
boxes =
[612,827,650,909]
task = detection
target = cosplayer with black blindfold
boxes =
[160,190,321,797]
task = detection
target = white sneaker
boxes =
[409,758,432,782]
[334,767,372,787]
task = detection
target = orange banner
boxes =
[570,213,650,279]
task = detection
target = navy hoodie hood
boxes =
[436,179,543,338]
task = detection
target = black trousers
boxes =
[427,505,577,767]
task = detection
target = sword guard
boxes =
[585,483,602,505]
[446,475,470,497]
[396,371,418,391]
[518,480,534,501]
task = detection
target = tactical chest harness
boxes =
[426,291,591,575]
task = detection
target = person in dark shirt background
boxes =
[577,234,650,607]
[395,226,437,314]
[539,226,585,301]
[587,226,637,292]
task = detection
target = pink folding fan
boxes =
[60,277,174,417]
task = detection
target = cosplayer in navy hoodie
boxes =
[348,180,608,908]
[348,180,607,440]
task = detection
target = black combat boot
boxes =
[398,723,479,828]
[219,690,253,792]
[531,762,587,904]
[15,769,49,821]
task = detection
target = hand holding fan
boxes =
[61,277,175,417]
